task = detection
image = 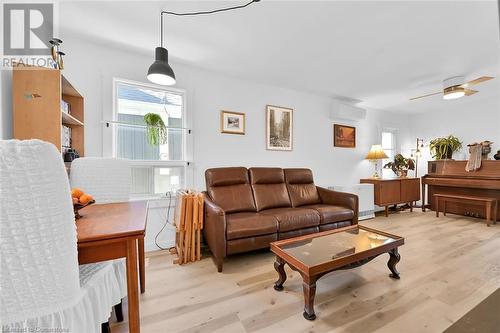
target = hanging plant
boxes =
[144,113,167,145]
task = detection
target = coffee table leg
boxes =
[388,248,401,279]
[302,276,317,321]
[273,257,287,291]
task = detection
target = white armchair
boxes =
[0,140,124,332]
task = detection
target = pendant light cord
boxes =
[160,0,260,47]
[161,0,260,17]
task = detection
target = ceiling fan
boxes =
[410,76,494,101]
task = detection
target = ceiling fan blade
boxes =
[464,89,478,96]
[409,91,442,100]
[461,76,494,87]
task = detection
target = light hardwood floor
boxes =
[112,211,500,333]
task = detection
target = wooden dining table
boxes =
[76,201,148,333]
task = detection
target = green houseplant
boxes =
[144,113,167,146]
[383,153,415,177]
[429,135,462,160]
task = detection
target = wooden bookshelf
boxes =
[12,64,85,156]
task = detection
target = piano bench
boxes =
[434,194,498,227]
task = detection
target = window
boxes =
[113,79,188,197]
[381,129,397,178]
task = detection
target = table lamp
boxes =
[365,144,388,178]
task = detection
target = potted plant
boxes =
[429,135,462,160]
[144,113,167,145]
[383,153,415,177]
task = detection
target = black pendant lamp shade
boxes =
[147,47,176,86]
[148,1,260,86]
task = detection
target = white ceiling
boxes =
[59,1,500,113]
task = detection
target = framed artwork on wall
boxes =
[266,105,293,151]
[220,110,245,135]
[334,124,356,148]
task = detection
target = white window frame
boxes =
[381,127,398,178]
[112,78,190,198]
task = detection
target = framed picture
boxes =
[266,105,293,151]
[220,110,245,135]
[334,124,356,148]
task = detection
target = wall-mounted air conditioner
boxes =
[329,183,375,220]
[330,100,367,121]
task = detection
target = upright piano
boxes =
[422,160,500,218]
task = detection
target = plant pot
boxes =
[396,170,408,177]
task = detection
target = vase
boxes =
[481,145,491,160]
[396,170,408,177]
[494,150,500,160]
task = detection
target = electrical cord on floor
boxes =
[155,191,174,250]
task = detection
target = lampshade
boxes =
[443,85,465,100]
[365,144,388,160]
[147,47,176,86]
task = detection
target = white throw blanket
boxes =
[465,144,482,172]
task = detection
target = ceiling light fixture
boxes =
[147,0,260,86]
[443,85,465,100]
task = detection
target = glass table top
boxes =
[278,227,399,267]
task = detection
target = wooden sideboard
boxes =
[360,178,420,217]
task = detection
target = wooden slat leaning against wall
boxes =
[172,191,204,265]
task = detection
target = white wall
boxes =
[0,34,413,251]
[52,35,410,251]
[409,95,500,174]
[0,69,13,140]
[60,36,411,187]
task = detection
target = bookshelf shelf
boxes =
[62,111,84,126]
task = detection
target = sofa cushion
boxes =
[249,167,291,211]
[226,212,278,240]
[284,169,321,207]
[319,221,352,232]
[227,234,277,255]
[260,207,320,232]
[206,167,256,213]
[302,204,354,224]
[279,226,319,240]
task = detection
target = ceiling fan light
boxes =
[147,47,176,86]
[443,86,465,100]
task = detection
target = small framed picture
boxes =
[266,105,293,151]
[334,124,356,148]
[220,111,245,135]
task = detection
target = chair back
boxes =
[70,157,131,203]
[0,140,80,325]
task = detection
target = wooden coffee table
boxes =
[270,225,404,320]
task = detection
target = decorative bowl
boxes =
[74,200,95,219]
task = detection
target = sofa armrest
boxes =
[203,193,227,261]
[317,186,359,224]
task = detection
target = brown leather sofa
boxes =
[204,167,358,272]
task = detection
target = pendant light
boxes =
[147,13,176,85]
[147,0,260,86]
